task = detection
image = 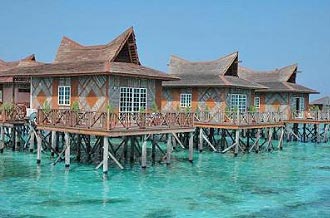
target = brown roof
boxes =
[238,64,318,94]
[310,96,330,105]
[0,61,178,81]
[54,27,139,64]
[0,27,175,81]
[164,52,266,89]
[0,54,41,83]
[238,64,298,82]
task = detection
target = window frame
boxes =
[180,93,192,108]
[119,87,147,113]
[230,94,247,112]
[58,86,71,106]
[254,96,260,110]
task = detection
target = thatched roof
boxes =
[238,64,318,94]
[310,96,330,105]
[0,27,176,81]
[163,52,265,89]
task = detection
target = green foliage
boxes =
[205,105,209,112]
[71,101,80,112]
[1,102,14,113]
[248,106,257,113]
[151,101,159,113]
[195,106,200,114]
[139,107,146,113]
[176,104,180,112]
[310,105,320,111]
[185,106,191,113]
[107,103,115,113]
[42,101,51,113]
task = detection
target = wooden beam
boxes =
[103,136,109,174]
[172,132,185,149]
[0,125,4,153]
[189,132,193,162]
[64,132,70,168]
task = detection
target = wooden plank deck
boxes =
[37,125,195,137]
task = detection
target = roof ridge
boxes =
[61,36,84,48]
[171,51,238,64]
[220,51,238,75]
[108,26,135,62]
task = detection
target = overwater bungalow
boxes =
[162,52,265,114]
[0,27,195,170]
[310,96,330,111]
[238,64,318,120]
[0,54,39,108]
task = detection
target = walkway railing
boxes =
[291,110,330,121]
[194,111,284,125]
[0,104,27,122]
[37,109,194,131]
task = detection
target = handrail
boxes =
[0,104,27,122]
[291,110,330,121]
[194,110,284,125]
[37,109,194,131]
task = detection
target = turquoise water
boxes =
[1,142,330,218]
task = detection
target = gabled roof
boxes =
[238,64,298,82]
[238,64,318,94]
[310,96,330,105]
[164,52,266,89]
[0,54,41,83]
[54,27,140,64]
[0,60,179,81]
[169,52,238,76]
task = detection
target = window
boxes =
[120,87,147,112]
[230,94,247,112]
[180,93,192,108]
[254,97,260,110]
[58,86,71,106]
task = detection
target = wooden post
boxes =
[15,127,20,151]
[103,136,109,174]
[166,134,172,165]
[189,132,193,162]
[36,133,42,164]
[141,136,147,168]
[234,129,240,156]
[198,128,203,152]
[64,132,70,168]
[278,127,284,150]
[151,135,156,164]
[51,131,56,157]
[316,124,321,143]
[29,128,35,152]
[11,127,15,151]
[0,125,4,153]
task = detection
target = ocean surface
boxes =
[0,142,330,218]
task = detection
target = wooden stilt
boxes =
[36,133,42,164]
[15,127,20,151]
[103,136,109,174]
[166,134,172,165]
[0,125,4,153]
[64,132,70,168]
[198,128,203,152]
[51,131,56,157]
[29,128,35,152]
[278,127,284,150]
[234,129,240,156]
[11,127,15,151]
[77,134,81,162]
[249,129,261,153]
[151,135,156,164]
[188,132,193,162]
[141,136,147,168]
[316,124,321,143]
[266,128,273,152]
[130,136,135,162]
[201,132,217,152]
[172,132,185,149]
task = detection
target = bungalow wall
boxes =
[31,75,161,112]
[162,87,253,112]
[1,83,30,106]
[255,92,309,118]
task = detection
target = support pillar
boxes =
[188,132,193,162]
[198,128,203,152]
[141,136,147,168]
[64,132,70,168]
[36,133,42,164]
[166,134,172,165]
[0,125,4,153]
[29,128,35,152]
[15,127,20,151]
[103,136,109,174]
[51,131,56,157]
[234,129,240,156]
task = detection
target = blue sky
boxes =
[0,0,329,99]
